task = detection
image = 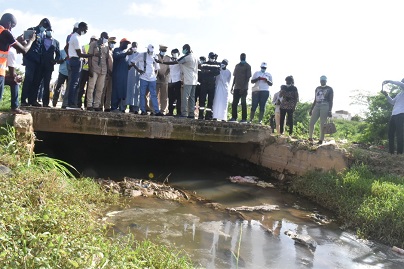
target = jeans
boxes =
[250,91,269,122]
[182,84,196,117]
[139,79,159,113]
[67,57,81,107]
[309,102,329,141]
[53,72,68,107]
[388,113,404,154]
[280,108,295,135]
[231,89,247,120]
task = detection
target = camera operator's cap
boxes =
[147,44,154,52]
[120,38,131,44]
[222,59,229,65]
[261,62,267,68]
[159,45,167,51]
[320,75,327,81]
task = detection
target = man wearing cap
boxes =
[130,44,163,116]
[229,53,252,122]
[155,45,171,114]
[77,35,97,109]
[249,62,273,124]
[198,52,220,120]
[309,75,334,144]
[126,41,141,113]
[0,13,35,114]
[86,32,111,111]
[100,37,116,112]
[111,38,134,112]
[167,48,182,116]
[212,59,231,121]
[66,22,91,109]
[21,18,52,107]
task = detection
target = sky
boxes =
[3,0,404,116]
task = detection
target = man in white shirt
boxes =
[130,44,163,116]
[382,79,404,154]
[5,48,27,114]
[66,22,90,109]
[167,48,182,116]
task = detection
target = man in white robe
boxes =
[213,59,231,121]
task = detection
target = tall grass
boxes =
[0,125,194,268]
[289,164,404,247]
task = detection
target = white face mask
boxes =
[103,38,108,44]
[148,51,153,56]
[81,31,86,36]
[172,53,179,58]
[109,43,115,49]
[132,47,137,52]
[160,51,166,56]
[221,64,226,69]
[209,58,215,62]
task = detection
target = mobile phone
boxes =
[23,30,35,40]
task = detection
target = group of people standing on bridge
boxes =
[0,12,336,145]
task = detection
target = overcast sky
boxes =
[4,0,404,115]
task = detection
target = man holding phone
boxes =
[0,13,35,113]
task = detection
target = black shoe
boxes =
[133,111,139,114]
[154,112,164,116]
[104,108,111,112]
[31,101,42,107]
[94,108,102,112]
[87,107,94,111]
[140,111,148,115]
[21,102,29,107]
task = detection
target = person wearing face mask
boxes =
[279,76,299,135]
[86,32,111,111]
[66,22,91,109]
[77,35,97,109]
[195,56,206,111]
[212,59,231,121]
[0,13,35,114]
[125,41,141,113]
[309,75,334,145]
[229,53,252,123]
[21,18,52,107]
[198,51,220,120]
[155,45,171,115]
[167,48,182,116]
[33,28,61,108]
[249,62,273,124]
[129,44,163,116]
[100,37,116,112]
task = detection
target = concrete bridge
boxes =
[1,107,349,177]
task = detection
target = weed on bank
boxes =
[289,162,404,248]
[0,126,193,268]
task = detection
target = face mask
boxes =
[261,68,267,73]
[109,43,115,49]
[182,49,188,54]
[102,38,108,44]
[160,51,166,56]
[132,47,137,52]
[240,60,246,64]
[209,58,215,62]
[81,31,86,36]
[148,51,153,56]
[46,31,52,38]
[172,53,179,59]
[39,26,46,33]
[221,64,226,69]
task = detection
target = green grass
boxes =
[0,126,194,268]
[288,164,404,247]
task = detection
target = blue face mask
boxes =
[261,68,266,73]
[240,60,246,64]
[182,49,188,54]
[39,26,46,33]
[46,31,52,38]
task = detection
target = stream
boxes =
[36,133,404,269]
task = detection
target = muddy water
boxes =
[35,134,404,269]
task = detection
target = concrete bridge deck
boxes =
[24,107,272,144]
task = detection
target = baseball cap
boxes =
[147,44,154,52]
[320,75,327,81]
[261,62,267,68]
[90,35,97,39]
[120,38,130,43]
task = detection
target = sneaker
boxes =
[87,107,94,111]
[66,106,81,110]
[228,118,237,122]
[240,120,247,124]
[104,108,111,112]
[30,101,42,107]
[10,108,28,115]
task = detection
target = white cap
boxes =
[261,62,267,68]
[147,44,154,52]
[73,22,79,28]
